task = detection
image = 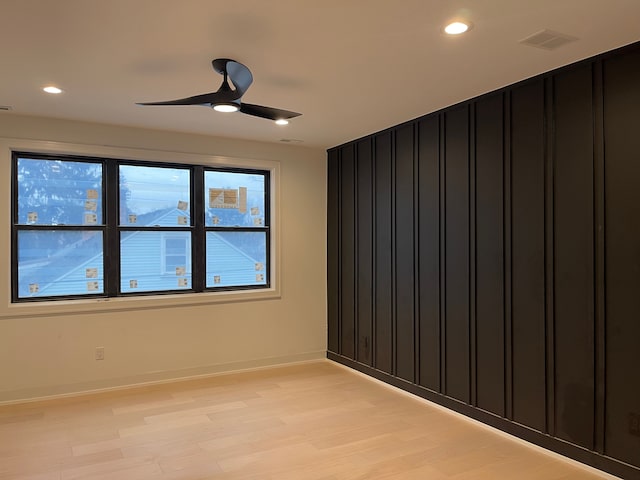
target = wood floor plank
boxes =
[143,400,247,424]
[117,414,212,438]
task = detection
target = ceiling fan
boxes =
[136,58,301,124]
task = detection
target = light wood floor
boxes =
[0,360,616,480]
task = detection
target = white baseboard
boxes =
[0,350,326,406]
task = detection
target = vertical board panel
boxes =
[511,79,546,432]
[444,105,470,403]
[395,124,416,382]
[593,61,606,456]
[340,144,356,359]
[418,116,441,391]
[356,139,373,365]
[439,115,447,394]
[475,93,506,416]
[553,65,595,449]
[504,92,513,421]
[374,132,393,373]
[327,149,340,353]
[603,49,640,468]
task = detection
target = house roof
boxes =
[2,1,640,149]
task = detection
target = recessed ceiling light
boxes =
[43,86,63,94]
[444,21,470,35]
[213,103,239,113]
[275,119,289,126]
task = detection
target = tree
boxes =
[16,157,104,270]
[17,157,103,226]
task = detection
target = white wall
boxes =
[0,114,327,403]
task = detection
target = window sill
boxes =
[1,287,281,320]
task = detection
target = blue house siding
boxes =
[206,234,265,288]
[22,259,105,297]
[120,231,191,293]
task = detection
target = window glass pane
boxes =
[204,171,266,227]
[120,165,191,226]
[120,231,191,292]
[206,231,267,288]
[16,157,103,225]
[17,230,103,298]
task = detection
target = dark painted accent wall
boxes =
[327,41,640,480]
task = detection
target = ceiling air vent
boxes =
[519,29,578,50]
[0,105,13,111]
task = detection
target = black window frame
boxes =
[11,151,271,303]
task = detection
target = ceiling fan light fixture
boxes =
[444,21,471,35]
[213,103,239,113]
[43,85,63,94]
[275,119,289,125]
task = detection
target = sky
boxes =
[121,165,265,216]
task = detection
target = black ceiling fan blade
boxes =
[212,58,231,75]
[239,103,301,121]
[226,61,253,96]
[136,91,224,107]
[212,58,253,97]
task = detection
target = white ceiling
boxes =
[2,0,640,150]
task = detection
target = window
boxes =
[162,236,190,275]
[12,152,270,302]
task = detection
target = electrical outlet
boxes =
[95,346,105,361]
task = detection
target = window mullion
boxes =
[104,160,120,296]
[192,165,204,292]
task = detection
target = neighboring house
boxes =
[22,209,264,297]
